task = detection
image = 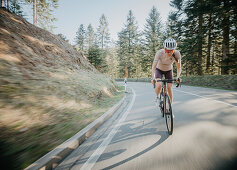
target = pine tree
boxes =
[143,6,163,76]
[85,24,96,51]
[169,0,237,75]
[25,0,58,31]
[220,0,231,74]
[1,0,24,15]
[169,0,206,75]
[75,24,86,53]
[97,14,110,50]
[87,45,102,70]
[117,10,141,78]
[168,0,183,39]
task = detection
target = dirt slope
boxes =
[0,8,121,169]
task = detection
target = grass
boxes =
[0,63,125,169]
[181,75,237,90]
[0,87,124,169]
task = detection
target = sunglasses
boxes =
[165,49,174,54]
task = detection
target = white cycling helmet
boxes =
[163,38,177,50]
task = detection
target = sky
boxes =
[53,0,173,45]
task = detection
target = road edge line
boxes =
[174,89,237,108]
[80,88,136,170]
[25,95,126,170]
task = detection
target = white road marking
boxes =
[80,88,136,170]
[174,89,237,108]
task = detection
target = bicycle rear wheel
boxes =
[164,94,173,135]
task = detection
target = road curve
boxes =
[55,82,237,170]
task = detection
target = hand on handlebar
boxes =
[176,77,181,84]
[176,77,182,87]
[151,78,155,85]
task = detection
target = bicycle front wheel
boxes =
[165,94,173,135]
[159,88,164,117]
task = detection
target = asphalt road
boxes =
[55,82,237,170]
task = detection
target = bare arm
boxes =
[151,51,159,79]
[176,59,182,79]
[151,61,158,79]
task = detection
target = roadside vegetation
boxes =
[180,75,237,90]
[0,62,124,169]
[116,75,237,90]
[0,8,124,169]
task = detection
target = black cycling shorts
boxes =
[155,68,173,83]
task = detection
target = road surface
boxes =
[55,82,237,170]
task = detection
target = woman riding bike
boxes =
[151,38,182,104]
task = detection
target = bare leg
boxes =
[167,83,173,104]
[155,80,162,97]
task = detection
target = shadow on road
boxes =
[102,129,168,170]
[55,115,169,169]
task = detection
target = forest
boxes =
[1,0,237,78]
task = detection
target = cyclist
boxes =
[151,38,182,104]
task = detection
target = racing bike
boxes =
[153,78,181,135]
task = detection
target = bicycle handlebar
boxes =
[152,78,181,88]
[155,79,177,82]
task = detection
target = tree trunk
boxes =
[206,13,212,73]
[185,60,188,76]
[221,0,230,75]
[232,0,237,55]
[136,60,138,79]
[124,65,127,78]
[197,13,203,75]
[235,40,237,55]
[211,40,215,73]
[33,0,37,26]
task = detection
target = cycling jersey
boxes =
[153,49,181,71]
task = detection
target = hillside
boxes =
[0,8,123,169]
